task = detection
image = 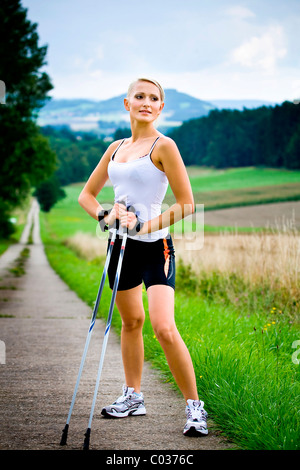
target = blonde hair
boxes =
[127,77,165,102]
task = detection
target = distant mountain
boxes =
[38,91,279,136]
[38,89,216,135]
[210,99,277,110]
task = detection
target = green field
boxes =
[187,166,300,192]
[165,166,300,209]
[40,166,300,241]
[36,166,300,450]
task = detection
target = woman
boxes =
[78,77,208,436]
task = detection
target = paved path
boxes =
[0,200,229,451]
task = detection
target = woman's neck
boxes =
[130,119,159,142]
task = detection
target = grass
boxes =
[164,167,300,210]
[53,166,300,219]
[0,195,32,255]
[40,230,300,450]
[62,228,300,449]
[0,239,13,257]
[187,183,300,210]
[9,247,30,277]
[144,289,299,450]
[173,228,300,318]
[186,166,300,192]
[38,167,300,449]
[3,166,298,450]
[36,165,300,241]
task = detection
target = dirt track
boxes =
[0,200,230,452]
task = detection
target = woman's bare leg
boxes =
[115,284,145,393]
[147,284,198,402]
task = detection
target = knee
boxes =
[122,314,145,332]
[154,324,177,345]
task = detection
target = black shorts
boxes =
[107,234,175,291]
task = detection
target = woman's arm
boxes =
[138,137,194,235]
[78,140,121,220]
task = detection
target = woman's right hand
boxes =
[104,201,127,226]
[104,205,117,227]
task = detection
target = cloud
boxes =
[225,5,256,20]
[22,0,298,102]
[230,25,287,73]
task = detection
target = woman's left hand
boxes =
[119,205,138,231]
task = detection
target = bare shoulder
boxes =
[97,139,124,167]
[151,135,183,173]
[156,135,179,153]
[106,139,124,156]
[155,136,193,205]
[155,135,180,161]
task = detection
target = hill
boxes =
[210,99,276,110]
[37,89,217,135]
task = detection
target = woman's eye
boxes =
[134,94,158,101]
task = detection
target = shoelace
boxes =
[114,386,143,405]
[115,388,139,404]
[115,393,131,403]
[187,404,207,423]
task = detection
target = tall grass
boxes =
[42,233,300,449]
[173,217,299,319]
[40,211,300,450]
[143,291,299,450]
[169,220,299,449]
[38,173,300,450]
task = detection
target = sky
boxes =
[21,0,300,104]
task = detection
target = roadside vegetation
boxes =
[38,170,300,450]
[1,2,299,450]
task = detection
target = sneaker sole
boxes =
[101,406,146,419]
[183,426,208,437]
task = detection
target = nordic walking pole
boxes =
[83,226,128,451]
[60,227,117,446]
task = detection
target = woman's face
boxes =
[124,81,164,123]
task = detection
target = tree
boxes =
[34,175,66,212]
[168,102,300,169]
[0,0,56,236]
[40,126,109,185]
[285,123,300,169]
[114,127,131,140]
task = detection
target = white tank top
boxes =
[107,137,169,242]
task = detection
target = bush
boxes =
[34,176,66,212]
[0,200,15,238]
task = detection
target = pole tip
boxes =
[60,424,69,446]
[83,428,91,450]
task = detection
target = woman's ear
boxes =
[124,97,130,111]
[157,101,164,116]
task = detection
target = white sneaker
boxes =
[183,399,208,436]
[101,385,146,418]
